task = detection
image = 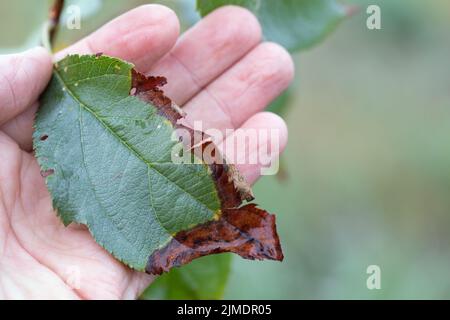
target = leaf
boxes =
[196,0,347,52]
[141,254,232,299]
[196,0,260,14]
[33,54,283,273]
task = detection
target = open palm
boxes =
[0,5,292,299]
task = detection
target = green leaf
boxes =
[196,0,260,14]
[34,54,222,271]
[141,254,232,299]
[33,54,283,274]
[196,0,347,51]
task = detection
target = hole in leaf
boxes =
[40,169,54,178]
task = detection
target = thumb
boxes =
[0,46,53,150]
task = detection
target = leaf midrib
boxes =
[53,67,218,223]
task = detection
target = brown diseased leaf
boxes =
[131,70,283,275]
[147,204,283,275]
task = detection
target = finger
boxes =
[183,42,294,133]
[0,102,38,151]
[0,47,52,127]
[124,272,155,299]
[54,4,180,72]
[219,112,288,185]
[149,6,262,105]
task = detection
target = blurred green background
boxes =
[2,0,450,299]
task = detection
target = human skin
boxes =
[0,5,293,299]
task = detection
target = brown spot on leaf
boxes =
[40,134,49,141]
[224,163,254,202]
[146,204,283,275]
[210,163,242,208]
[40,169,54,178]
[131,69,283,274]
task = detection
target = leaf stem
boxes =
[41,0,65,52]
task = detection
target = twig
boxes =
[42,0,65,52]
[49,0,65,45]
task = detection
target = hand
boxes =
[0,5,293,299]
